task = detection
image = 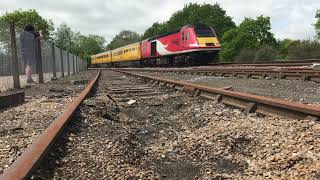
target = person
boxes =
[20,24,43,84]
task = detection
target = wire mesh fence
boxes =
[0,21,88,92]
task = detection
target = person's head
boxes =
[24,24,35,32]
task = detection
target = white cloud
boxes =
[0,0,318,41]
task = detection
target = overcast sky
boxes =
[0,0,319,42]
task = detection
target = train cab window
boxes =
[186,32,190,40]
[195,28,215,37]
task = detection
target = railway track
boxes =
[1,69,320,178]
[208,59,320,67]
[119,67,320,83]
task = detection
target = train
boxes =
[91,23,221,67]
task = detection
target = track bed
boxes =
[31,70,320,179]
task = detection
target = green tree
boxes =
[166,3,235,38]
[142,22,168,39]
[54,23,74,50]
[315,10,320,40]
[107,30,141,50]
[287,40,320,60]
[254,45,277,61]
[234,48,256,62]
[142,3,235,39]
[0,9,54,39]
[277,39,295,59]
[220,16,277,61]
[73,34,105,60]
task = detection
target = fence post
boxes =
[72,55,75,75]
[77,56,80,72]
[60,49,64,77]
[67,51,70,76]
[75,56,78,73]
[9,21,20,88]
[51,42,56,78]
[36,38,44,83]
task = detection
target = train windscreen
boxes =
[195,28,215,37]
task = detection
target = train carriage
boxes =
[91,51,112,67]
[112,42,141,66]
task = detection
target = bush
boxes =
[287,40,320,60]
[254,45,277,61]
[234,48,256,62]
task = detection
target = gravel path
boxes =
[136,71,320,105]
[0,70,97,174]
[32,70,320,179]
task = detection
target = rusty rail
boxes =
[117,70,320,121]
[208,59,320,67]
[118,67,320,83]
[0,70,101,180]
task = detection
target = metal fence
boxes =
[0,21,87,92]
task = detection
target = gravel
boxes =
[0,70,97,173]
[136,71,320,105]
[31,70,320,179]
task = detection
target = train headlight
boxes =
[189,43,199,47]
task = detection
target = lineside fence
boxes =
[0,21,87,92]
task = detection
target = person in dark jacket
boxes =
[20,24,42,84]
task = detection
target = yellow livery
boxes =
[91,51,112,65]
[112,43,141,63]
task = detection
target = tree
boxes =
[166,3,235,38]
[142,3,235,39]
[315,10,320,40]
[220,16,277,61]
[142,22,168,39]
[234,48,256,62]
[0,9,54,50]
[287,40,320,60]
[277,39,295,59]
[254,45,277,61]
[0,9,54,39]
[107,30,141,50]
[73,34,105,60]
[54,23,74,50]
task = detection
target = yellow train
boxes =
[91,42,141,66]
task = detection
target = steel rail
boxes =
[119,68,320,82]
[208,59,320,67]
[0,70,101,180]
[117,70,320,121]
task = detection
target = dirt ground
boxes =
[32,70,320,179]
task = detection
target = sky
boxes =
[0,0,319,42]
